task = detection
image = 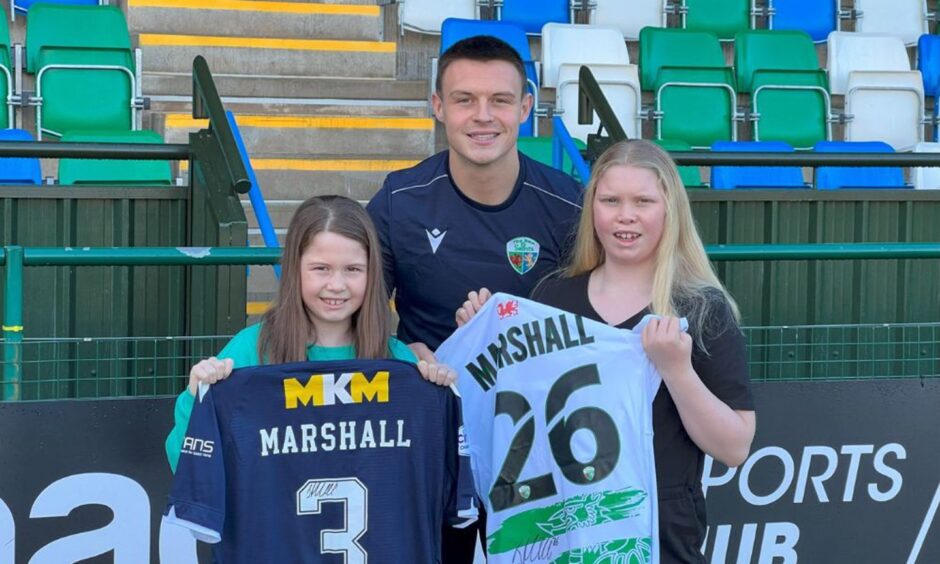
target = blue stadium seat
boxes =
[768,0,838,42]
[814,141,906,189]
[917,34,940,141]
[710,141,805,189]
[13,0,99,19]
[0,129,41,185]
[496,0,571,34]
[440,18,538,136]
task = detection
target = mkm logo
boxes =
[284,371,390,409]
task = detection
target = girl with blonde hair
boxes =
[458,140,756,562]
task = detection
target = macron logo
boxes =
[426,228,447,254]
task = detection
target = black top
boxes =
[366,150,582,350]
[531,272,755,563]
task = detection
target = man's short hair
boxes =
[436,35,527,95]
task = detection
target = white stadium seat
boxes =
[853,0,928,46]
[400,0,476,35]
[589,0,667,41]
[541,23,640,140]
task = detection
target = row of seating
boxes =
[0,128,172,185]
[441,20,935,151]
[0,3,143,139]
[401,0,932,45]
[10,0,103,21]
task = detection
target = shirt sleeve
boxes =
[165,391,195,474]
[692,295,755,411]
[366,181,396,297]
[443,388,480,529]
[388,337,418,363]
[163,385,227,543]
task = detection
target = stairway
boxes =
[126,0,434,310]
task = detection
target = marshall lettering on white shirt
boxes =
[437,294,678,564]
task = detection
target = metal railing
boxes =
[2,243,939,400]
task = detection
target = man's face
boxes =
[432,59,533,173]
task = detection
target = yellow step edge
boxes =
[165,114,434,131]
[139,34,395,53]
[128,0,380,17]
[180,159,421,172]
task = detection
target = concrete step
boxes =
[128,0,383,42]
[139,34,396,77]
[147,98,428,119]
[160,113,435,157]
[180,156,421,200]
[143,72,427,101]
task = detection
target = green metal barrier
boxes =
[1,244,937,401]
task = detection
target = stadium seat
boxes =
[517,135,587,179]
[0,129,41,185]
[653,139,704,188]
[767,0,839,42]
[58,130,172,185]
[912,141,940,189]
[639,28,737,148]
[917,34,940,141]
[735,30,830,149]
[589,0,666,40]
[853,0,927,46]
[710,141,805,189]
[827,32,924,150]
[439,18,538,136]
[681,0,753,40]
[12,0,101,20]
[400,0,476,34]
[26,4,140,139]
[814,141,906,189]
[541,23,641,140]
[0,16,13,130]
[496,0,572,35]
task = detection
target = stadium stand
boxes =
[58,130,172,185]
[853,0,928,46]
[0,129,41,184]
[495,0,572,34]
[439,18,538,136]
[400,0,476,34]
[11,0,101,21]
[766,0,839,42]
[26,3,141,139]
[827,32,924,151]
[588,0,666,40]
[541,23,641,140]
[639,27,737,148]
[814,141,906,189]
[680,0,754,40]
[710,140,805,189]
[516,135,587,179]
[735,30,830,149]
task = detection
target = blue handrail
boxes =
[226,111,281,278]
[551,116,591,184]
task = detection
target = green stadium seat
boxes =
[681,0,753,40]
[735,30,831,149]
[517,135,587,181]
[653,139,704,189]
[0,17,13,130]
[58,130,172,185]
[639,28,737,148]
[26,3,139,139]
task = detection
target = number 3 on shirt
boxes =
[297,478,368,563]
[490,363,621,512]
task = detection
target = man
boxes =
[366,35,583,562]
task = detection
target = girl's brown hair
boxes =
[258,195,392,363]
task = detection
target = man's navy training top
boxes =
[367,151,582,350]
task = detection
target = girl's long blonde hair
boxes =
[259,195,392,363]
[565,140,740,342]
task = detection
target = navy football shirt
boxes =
[164,359,477,563]
[367,151,582,350]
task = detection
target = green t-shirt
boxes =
[165,323,417,472]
